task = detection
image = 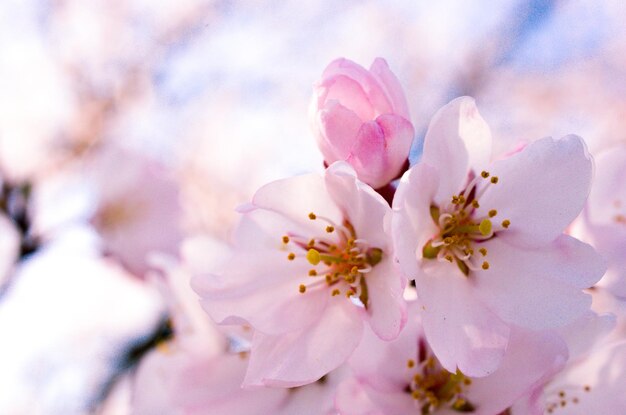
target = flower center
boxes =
[282,212,382,307]
[422,170,510,276]
[404,339,475,413]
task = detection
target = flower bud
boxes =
[310,58,415,188]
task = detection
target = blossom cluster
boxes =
[130,58,626,414]
[3,55,626,415]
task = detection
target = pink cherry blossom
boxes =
[579,144,626,298]
[511,312,624,415]
[336,302,568,415]
[310,58,415,189]
[133,247,343,415]
[392,97,605,377]
[193,162,406,387]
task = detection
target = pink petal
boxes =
[392,163,441,280]
[369,57,410,119]
[348,303,423,390]
[335,379,384,415]
[362,259,406,341]
[243,298,364,387]
[356,383,417,415]
[467,328,568,415]
[319,74,376,121]
[473,236,600,330]
[251,172,343,236]
[316,101,363,161]
[133,351,289,415]
[321,58,393,115]
[477,135,592,248]
[348,115,414,188]
[421,96,492,205]
[418,263,510,377]
[192,250,329,335]
[324,162,390,248]
[546,341,626,414]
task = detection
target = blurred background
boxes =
[0,0,625,414]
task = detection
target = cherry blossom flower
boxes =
[579,144,626,298]
[310,58,414,189]
[193,162,406,387]
[510,311,623,415]
[133,246,343,415]
[392,97,605,377]
[335,302,568,415]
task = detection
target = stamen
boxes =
[479,219,492,236]
[282,236,290,244]
[501,219,510,228]
[306,249,321,265]
[488,209,497,217]
[308,212,316,220]
[287,253,296,261]
[331,289,341,296]
[478,248,487,256]
[481,171,490,178]
[482,261,490,270]
[325,225,334,233]
[308,269,317,276]
[490,176,499,184]
[299,284,306,293]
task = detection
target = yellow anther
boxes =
[411,390,421,400]
[488,209,497,217]
[331,289,341,296]
[350,266,359,275]
[325,274,333,283]
[502,219,510,228]
[308,269,317,276]
[451,195,459,204]
[407,359,415,368]
[471,200,480,208]
[287,252,296,261]
[479,219,492,236]
[306,249,321,265]
[481,171,490,178]
[325,225,334,233]
[458,195,466,204]
[299,284,306,293]
[282,235,290,244]
[443,237,454,245]
[308,212,317,220]
[490,176,499,184]
[479,248,487,256]
[482,261,490,270]
[445,255,453,262]
[345,290,355,298]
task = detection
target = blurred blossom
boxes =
[578,145,626,297]
[33,146,183,278]
[0,213,20,284]
[0,232,162,414]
